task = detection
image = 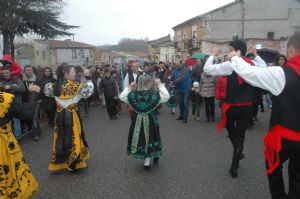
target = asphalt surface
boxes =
[20,104,285,199]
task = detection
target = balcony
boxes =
[187,39,200,50]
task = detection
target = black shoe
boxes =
[229,168,238,178]
[206,118,210,123]
[176,117,183,120]
[182,119,187,123]
[171,110,175,115]
[153,157,159,164]
[211,117,215,122]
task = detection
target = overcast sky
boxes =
[61,0,233,45]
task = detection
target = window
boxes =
[267,32,275,39]
[80,49,84,59]
[36,51,39,56]
[89,49,93,58]
[192,25,197,39]
[72,49,77,60]
[183,33,186,41]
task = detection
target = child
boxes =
[191,82,203,121]
[119,75,170,168]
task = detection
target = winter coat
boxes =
[215,76,227,100]
[199,72,217,98]
[0,76,25,103]
[172,65,191,92]
[99,77,118,98]
[191,89,203,104]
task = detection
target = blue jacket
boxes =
[172,65,191,92]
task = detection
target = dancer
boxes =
[119,75,170,168]
[0,84,40,198]
[44,64,94,172]
[204,40,266,178]
[225,33,300,199]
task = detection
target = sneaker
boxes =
[182,118,188,123]
[144,157,151,168]
[196,117,200,121]
[171,110,175,115]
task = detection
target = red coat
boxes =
[0,54,22,77]
[215,76,227,100]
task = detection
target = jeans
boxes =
[13,118,22,139]
[266,93,273,108]
[176,89,190,119]
[32,101,41,136]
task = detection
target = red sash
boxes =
[264,125,300,174]
[216,102,253,132]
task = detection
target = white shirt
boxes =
[203,55,286,96]
[123,73,138,90]
[119,84,170,104]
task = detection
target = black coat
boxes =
[99,77,118,98]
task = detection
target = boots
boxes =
[229,146,243,178]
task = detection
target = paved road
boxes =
[20,105,281,199]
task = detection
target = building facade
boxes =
[94,48,112,65]
[173,0,300,59]
[33,39,95,70]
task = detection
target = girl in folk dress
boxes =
[119,75,170,167]
[44,65,94,172]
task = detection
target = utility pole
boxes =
[241,0,246,39]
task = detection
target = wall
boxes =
[32,41,51,68]
[159,46,175,62]
[207,0,300,40]
[55,48,95,67]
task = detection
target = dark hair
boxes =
[42,67,53,78]
[287,33,300,52]
[230,40,247,56]
[24,65,33,70]
[104,69,110,73]
[144,62,149,67]
[275,54,287,66]
[53,64,74,96]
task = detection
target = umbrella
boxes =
[185,58,197,66]
[257,48,280,63]
[191,53,209,60]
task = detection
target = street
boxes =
[21,105,277,199]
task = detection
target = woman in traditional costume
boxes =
[119,75,170,168]
[0,84,40,198]
[44,65,94,172]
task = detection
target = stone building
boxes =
[172,0,300,59]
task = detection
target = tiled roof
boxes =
[122,51,148,58]
[37,39,95,48]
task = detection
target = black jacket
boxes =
[99,77,118,98]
